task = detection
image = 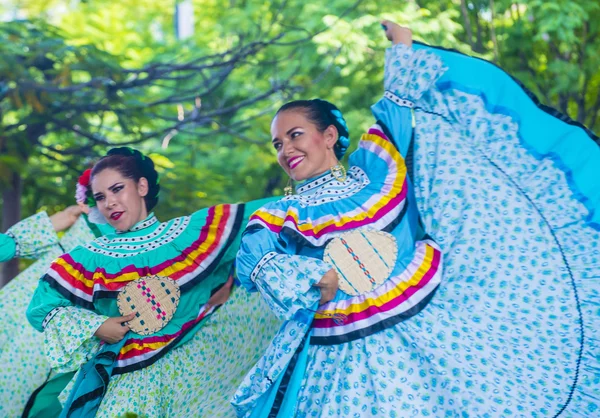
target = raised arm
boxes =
[371,22,447,156]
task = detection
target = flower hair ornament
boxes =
[75,168,108,224]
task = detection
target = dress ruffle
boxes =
[60,287,281,418]
[412,43,600,416]
[0,215,98,417]
[43,306,106,373]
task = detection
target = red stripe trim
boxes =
[117,307,212,361]
[313,247,441,328]
[50,262,94,296]
[52,205,232,291]
[368,127,389,140]
[251,179,407,238]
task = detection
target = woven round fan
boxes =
[324,229,398,296]
[117,275,180,336]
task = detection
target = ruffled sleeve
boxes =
[236,204,332,320]
[26,248,90,332]
[368,44,446,158]
[42,305,107,373]
[383,43,446,105]
[0,211,59,262]
[250,254,330,321]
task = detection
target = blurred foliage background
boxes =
[1,0,598,282]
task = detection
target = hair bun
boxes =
[312,99,350,159]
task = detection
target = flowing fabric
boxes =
[0,214,111,417]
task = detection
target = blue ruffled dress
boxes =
[233,43,600,417]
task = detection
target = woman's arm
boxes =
[0,211,59,262]
[370,22,448,156]
[26,250,134,371]
[0,206,83,263]
[237,223,336,321]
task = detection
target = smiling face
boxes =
[271,110,339,182]
[91,168,149,231]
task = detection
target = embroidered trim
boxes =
[250,252,279,282]
[291,167,370,207]
[297,173,337,195]
[88,217,190,258]
[6,231,20,258]
[116,214,159,234]
[42,307,64,330]
[384,91,414,108]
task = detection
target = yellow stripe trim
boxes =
[315,245,437,318]
[54,205,227,288]
[120,339,172,355]
[252,134,406,234]
[156,204,225,277]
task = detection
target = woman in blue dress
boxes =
[232,21,599,417]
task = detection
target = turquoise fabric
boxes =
[414,42,600,228]
[0,234,16,262]
[59,340,126,418]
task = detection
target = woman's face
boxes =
[91,168,149,231]
[271,110,339,182]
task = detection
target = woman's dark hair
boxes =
[91,147,160,212]
[275,99,350,159]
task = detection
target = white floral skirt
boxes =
[59,287,280,418]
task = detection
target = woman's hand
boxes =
[381,20,413,47]
[50,205,83,232]
[93,312,136,344]
[314,269,339,305]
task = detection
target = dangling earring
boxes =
[331,163,347,182]
[284,177,294,196]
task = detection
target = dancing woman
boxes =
[233,21,599,417]
[28,148,280,417]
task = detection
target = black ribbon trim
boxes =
[66,351,116,418]
[42,275,95,310]
[268,332,310,417]
[112,297,227,375]
[412,41,599,145]
[179,204,245,293]
[309,285,439,346]
[21,371,53,418]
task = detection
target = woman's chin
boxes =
[291,174,307,182]
[108,217,131,231]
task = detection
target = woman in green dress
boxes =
[27,147,280,418]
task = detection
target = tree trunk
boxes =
[489,0,500,63]
[0,170,22,288]
[460,0,474,49]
